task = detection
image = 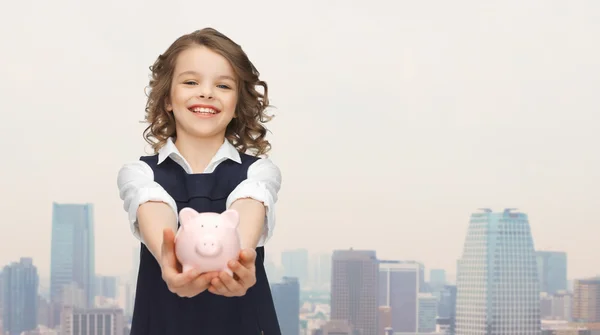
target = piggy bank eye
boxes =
[201,225,204,228]
[215,225,218,228]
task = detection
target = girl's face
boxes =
[167,45,238,142]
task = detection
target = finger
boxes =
[219,270,244,295]
[210,277,230,296]
[161,228,195,290]
[165,268,199,290]
[180,272,217,298]
[191,271,218,289]
[208,286,218,295]
[229,260,252,285]
[239,249,256,267]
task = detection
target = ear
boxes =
[165,98,173,112]
[178,208,198,226]
[220,209,240,228]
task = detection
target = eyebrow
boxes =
[177,70,236,82]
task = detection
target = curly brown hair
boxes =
[142,28,273,156]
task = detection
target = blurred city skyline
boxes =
[3,207,593,334]
[1,0,599,283]
[5,205,583,289]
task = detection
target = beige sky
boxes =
[0,0,598,282]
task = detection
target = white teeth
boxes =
[191,107,217,114]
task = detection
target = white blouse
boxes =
[116,138,282,247]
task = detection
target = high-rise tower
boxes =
[331,249,379,335]
[50,202,95,308]
[455,208,540,335]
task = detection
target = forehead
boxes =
[174,45,236,78]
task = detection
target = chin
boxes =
[175,117,232,140]
[189,127,228,139]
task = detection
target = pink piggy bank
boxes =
[174,207,241,276]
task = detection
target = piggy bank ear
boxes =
[220,209,240,228]
[179,208,199,226]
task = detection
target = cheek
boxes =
[225,95,238,112]
[171,91,185,105]
[171,86,192,104]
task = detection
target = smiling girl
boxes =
[117,28,282,334]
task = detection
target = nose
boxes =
[195,235,222,257]
[197,84,214,100]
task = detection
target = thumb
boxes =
[161,228,176,268]
[240,248,256,266]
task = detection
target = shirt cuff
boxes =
[117,161,179,243]
[128,187,179,242]
[226,158,281,247]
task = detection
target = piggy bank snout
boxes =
[194,234,223,257]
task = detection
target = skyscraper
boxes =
[331,249,379,335]
[455,208,540,335]
[438,285,457,335]
[310,252,332,288]
[95,275,118,299]
[430,269,447,286]
[572,277,600,322]
[536,251,567,294]
[50,202,95,308]
[271,276,300,335]
[418,293,437,332]
[2,257,39,335]
[378,260,420,332]
[281,249,309,286]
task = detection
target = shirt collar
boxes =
[157,137,241,168]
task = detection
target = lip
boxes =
[187,104,221,113]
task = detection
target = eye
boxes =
[184,81,197,85]
[215,225,218,228]
[201,225,204,228]
[216,84,230,89]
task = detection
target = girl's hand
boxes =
[208,249,257,297]
[160,228,220,298]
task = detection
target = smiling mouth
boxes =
[188,105,221,115]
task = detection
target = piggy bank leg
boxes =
[182,264,195,273]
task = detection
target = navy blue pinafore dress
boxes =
[130,153,281,335]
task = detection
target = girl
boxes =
[117,28,282,334]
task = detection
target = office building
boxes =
[455,208,541,334]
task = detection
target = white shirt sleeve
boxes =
[226,158,282,247]
[117,160,179,242]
